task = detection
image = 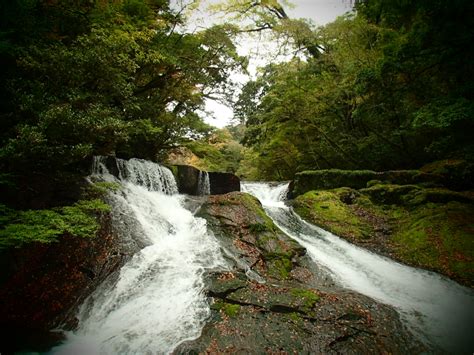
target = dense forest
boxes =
[233,0,474,179]
[0,0,473,241]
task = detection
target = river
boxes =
[242,181,474,354]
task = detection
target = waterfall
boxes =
[196,171,210,196]
[92,156,178,194]
[53,157,226,354]
[242,182,474,353]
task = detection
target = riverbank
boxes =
[292,181,474,288]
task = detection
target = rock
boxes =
[176,192,422,354]
[290,169,443,198]
[0,213,134,353]
[209,171,241,195]
[175,164,201,195]
[173,164,241,196]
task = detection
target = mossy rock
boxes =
[392,201,474,285]
[199,192,307,281]
[421,159,474,190]
[293,188,375,239]
[290,169,444,198]
[361,184,474,206]
[360,184,421,205]
[291,169,378,197]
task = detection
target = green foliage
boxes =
[235,1,474,179]
[0,199,110,249]
[0,0,246,177]
[184,127,244,173]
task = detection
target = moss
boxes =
[212,301,240,317]
[293,189,374,239]
[270,257,293,279]
[249,223,269,233]
[228,193,277,232]
[290,288,320,311]
[167,165,178,179]
[0,199,110,249]
[361,184,421,205]
[292,169,378,196]
[392,201,474,284]
[367,179,383,188]
[405,188,473,205]
[290,169,444,198]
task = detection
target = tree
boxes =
[0,0,246,177]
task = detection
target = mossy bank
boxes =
[293,179,474,287]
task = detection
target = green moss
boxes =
[392,201,474,284]
[293,189,374,239]
[290,288,320,311]
[212,301,240,317]
[271,257,293,279]
[86,181,122,198]
[231,193,277,232]
[292,169,378,196]
[360,184,421,205]
[249,223,269,233]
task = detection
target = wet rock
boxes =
[171,165,241,196]
[175,164,201,195]
[209,171,241,195]
[176,192,421,354]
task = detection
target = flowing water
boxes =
[242,182,474,353]
[52,158,226,354]
[197,171,210,196]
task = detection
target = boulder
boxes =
[175,165,201,195]
[209,171,240,195]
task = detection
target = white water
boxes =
[197,171,210,196]
[242,182,474,353]
[53,157,226,354]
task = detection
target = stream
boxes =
[52,158,226,354]
[242,181,474,353]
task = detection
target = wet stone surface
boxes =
[176,192,422,354]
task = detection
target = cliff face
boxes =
[177,192,420,354]
[0,213,134,353]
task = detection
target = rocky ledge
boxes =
[176,192,421,353]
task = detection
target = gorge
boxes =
[14,157,468,354]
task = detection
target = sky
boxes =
[180,0,353,128]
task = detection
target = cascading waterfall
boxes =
[242,182,474,353]
[53,157,226,354]
[197,171,210,196]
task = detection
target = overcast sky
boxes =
[187,0,353,128]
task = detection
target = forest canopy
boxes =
[234,0,474,180]
[0,0,245,178]
[0,0,473,184]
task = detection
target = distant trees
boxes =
[235,0,474,179]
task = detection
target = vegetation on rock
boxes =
[294,183,474,287]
